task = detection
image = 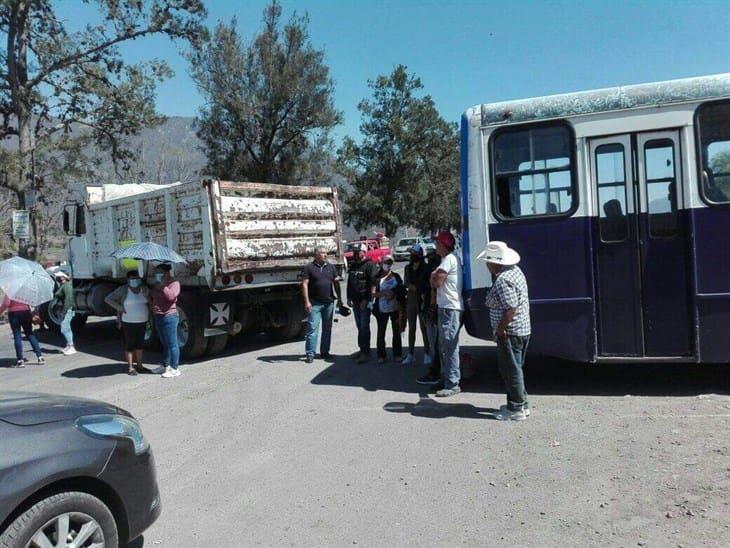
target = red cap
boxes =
[435,231,455,250]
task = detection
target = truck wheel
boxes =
[39,301,87,334]
[205,334,229,356]
[176,292,207,359]
[270,302,305,341]
[0,491,118,548]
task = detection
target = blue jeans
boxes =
[438,308,462,389]
[305,302,334,358]
[155,313,180,369]
[497,335,530,411]
[8,311,42,361]
[352,301,372,353]
[60,309,75,347]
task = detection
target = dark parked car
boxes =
[0,392,160,548]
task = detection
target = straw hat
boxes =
[476,241,520,266]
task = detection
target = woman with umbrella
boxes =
[0,256,55,366]
[151,264,181,378]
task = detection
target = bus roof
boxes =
[476,73,730,127]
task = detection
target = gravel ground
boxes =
[1,311,729,547]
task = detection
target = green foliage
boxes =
[189,1,342,185]
[0,0,206,256]
[338,65,460,237]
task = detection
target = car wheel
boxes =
[0,491,118,548]
[176,292,207,359]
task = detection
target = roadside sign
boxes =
[24,189,37,209]
[12,210,30,240]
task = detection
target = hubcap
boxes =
[26,512,105,548]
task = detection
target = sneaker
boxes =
[15,359,27,368]
[161,366,175,378]
[494,407,528,421]
[435,386,461,397]
[63,346,77,356]
[499,404,530,417]
[416,375,440,385]
[423,353,432,366]
[401,354,414,365]
[151,366,166,375]
[171,368,181,377]
[305,355,314,364]
[36,357,45,365]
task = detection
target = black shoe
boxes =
[416,375,440,385]
[305,355,314,364]
[319,353,334,362]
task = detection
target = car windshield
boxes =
[397,238,418,246]
[345,242,362,251]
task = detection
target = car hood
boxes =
[0,392,127,426]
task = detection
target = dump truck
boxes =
[49,179,345,358]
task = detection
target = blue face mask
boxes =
[155,273,164,283]
[129,278,142,288]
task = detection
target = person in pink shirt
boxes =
[0,295,44,367]
[151,264,181,378]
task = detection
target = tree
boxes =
[0,0,207,257]
[338,65,460,237]
[190,1,342,185]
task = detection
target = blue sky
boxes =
[57,0,730,142]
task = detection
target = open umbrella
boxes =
[0,256,56,307]
[111,242,185,263]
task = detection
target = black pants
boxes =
[376,312,402,359]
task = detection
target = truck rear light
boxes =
[222,275,231,285]
[234,274,242,284]
[245,274,254,284]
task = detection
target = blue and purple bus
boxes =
[460,74,730,363]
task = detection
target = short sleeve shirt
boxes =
[485,265,531,336]
[304,261,337,304]
[436,253,463,311]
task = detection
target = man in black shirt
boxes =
[346,243,379,362]
[301,247,342,363]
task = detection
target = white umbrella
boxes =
[0,257,56,307]
[111,242,185,263]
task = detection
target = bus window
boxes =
[492,124,575,219]
[696,101,730,204]
[644,139,678,238]
[596,143,628,242]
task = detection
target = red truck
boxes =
[343,238,391,264]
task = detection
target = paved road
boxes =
[1,312,729,547]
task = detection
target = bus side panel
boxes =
[692,206,730,363]
[488,216,596,363]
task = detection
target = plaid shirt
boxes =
[485,265,531,336]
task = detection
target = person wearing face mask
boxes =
[151,263,181,378]
[373,255,405,364]
[105,270,151,375]
[402,244,431,366]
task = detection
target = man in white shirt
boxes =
[430,231,464,397]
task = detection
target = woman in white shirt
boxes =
[105,270,151,375]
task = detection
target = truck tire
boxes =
[205,334,229,356]
[0,491,118,548]
[270,302,305,342]
[176,292,207,359]
[39,301,87,335]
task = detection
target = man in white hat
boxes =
[478,241,531,420]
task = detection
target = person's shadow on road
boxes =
[384,397,500,420]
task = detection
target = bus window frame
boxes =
[488,119,579,223]
[694,99,730,208]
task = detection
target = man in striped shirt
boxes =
[478,241,531,421]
